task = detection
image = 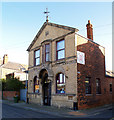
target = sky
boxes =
[1,2,112,71]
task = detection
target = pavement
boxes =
[1,99,113,118]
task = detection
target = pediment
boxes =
[27,22,79,51]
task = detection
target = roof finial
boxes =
[44,8,50,22]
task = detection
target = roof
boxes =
[106,70,114,78]
[27,22,79,51]
[0,62,28,71]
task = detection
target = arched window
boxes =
[56,73,65,94]
[34,76,40,93]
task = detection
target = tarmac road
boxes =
[2,103,61,118]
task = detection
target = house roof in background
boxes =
[0,61,28,71]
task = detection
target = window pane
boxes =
[42,45,44,63]
[96,79,101,94]
[64,75,65,83]
[56,73,65,94]
[57,40,64,50]
[60,74,63,83]
[35,49,40,58]
[58,50,65,59]
[45,44,50,53]
[36,58,40,65]
[57,84,65,94]
[46,53,49,61]
[35,85,39,93]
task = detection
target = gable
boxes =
[27,22,79,51]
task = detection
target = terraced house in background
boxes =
[27,20,113,110]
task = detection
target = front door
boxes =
[43,82,51,106]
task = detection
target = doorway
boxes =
[39,69,51,106]
[43,82,51,105]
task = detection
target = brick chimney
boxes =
[86,20,93,40]
[3,54,8,64]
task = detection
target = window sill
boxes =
[52,93,76,96]
[28,92,41,95]
[56,58,65,61]
[55,59,65,64]
[34,64,40,67]
[96,94,102,96]
[85,94,92,96]
[43,61,52,64]
[52,93,66,96]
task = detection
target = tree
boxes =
[2,77,25,91]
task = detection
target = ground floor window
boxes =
[34,76,40,93]
[110,83,112,93]
[56,73,65,94]
[96,78,101,94]
[85,77,91,94]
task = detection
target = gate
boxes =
[20,89,27,102]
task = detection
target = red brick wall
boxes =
[77,40,112,109]
[105,77,113,103]
[3,91,20,100]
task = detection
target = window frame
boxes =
[56,73,65,94]
[85,77,91,94]
[96,78,101,94]
[34,49,40,66]
[56,39,65,60]
[45,43,50,62]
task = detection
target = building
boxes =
[0,54,28,82]
[27,20,112,109]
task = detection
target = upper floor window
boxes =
[34,49,40,66]
[85,77,91,94]
[96,78,101,94]
[45,44,50,62]
[56,39,65,60]
[34,76,40,93]
[56,73,65,94]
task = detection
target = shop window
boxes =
[56,73,65,94]
[34,76,40,93]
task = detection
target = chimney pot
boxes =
[3,54,8,64]
[86,20,93,40]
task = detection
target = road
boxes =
[2,103,113,119]
[2,103,61,118]
[87,108,113,119]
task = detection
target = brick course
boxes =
[3,91,20,100]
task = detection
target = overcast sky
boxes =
[1,2,112,71]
